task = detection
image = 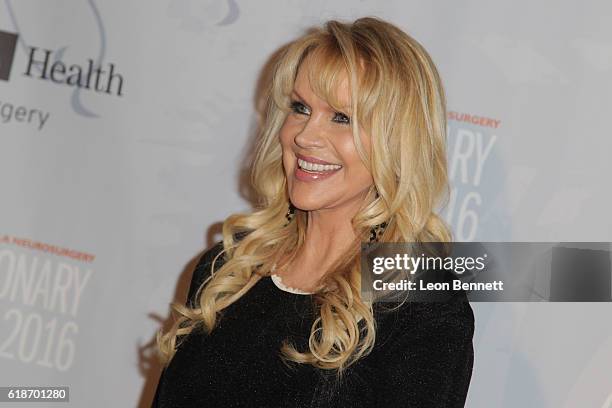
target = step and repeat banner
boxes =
[1,1,611,407]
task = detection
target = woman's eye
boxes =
[289,100,350,125]
[290,100,310,115]
[333,112,351,125]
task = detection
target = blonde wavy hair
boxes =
[157,16,452,377]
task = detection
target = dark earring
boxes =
[369,190,386,242]
[369,221,387,243]
[284,202,295,226]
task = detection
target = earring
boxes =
[369,221,387,243]
[284,202,295,226]
[369,190,386,242]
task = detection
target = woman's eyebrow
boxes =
[291,89,351,113]
[291,90,307,103]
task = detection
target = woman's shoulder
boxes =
[185,231,252,307]
[186,240,226,307]
[373,293,475,348]
[372,263,475,341]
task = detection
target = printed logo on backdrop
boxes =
[168,0,240,29]
[1,0,123,131]
[0,30,49,131]
[443,111,510,241]
[0,30,18,81]
[0,235,95,372]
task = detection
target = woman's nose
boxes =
[293,116,326,149]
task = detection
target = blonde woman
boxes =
[153,16,474,408]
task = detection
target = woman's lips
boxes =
[295,153,340,165]
[295,166,341,181]
[294,155,342,182]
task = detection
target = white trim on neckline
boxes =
[270,264,313,295]
[270,274,313,295]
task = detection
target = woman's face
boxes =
[279,55,374,214]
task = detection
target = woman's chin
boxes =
[288,195,332,212]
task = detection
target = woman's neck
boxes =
[277,202,362,291]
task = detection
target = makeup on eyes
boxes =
[289,98,351,125]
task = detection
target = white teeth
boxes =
[297,158,342,172]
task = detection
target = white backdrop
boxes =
[1,1,611,407]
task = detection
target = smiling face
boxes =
[279,53,374,213]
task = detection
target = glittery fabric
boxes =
[152,241,475,407]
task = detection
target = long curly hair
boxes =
[156,16,452,377]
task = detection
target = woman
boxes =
[152,16,474,408]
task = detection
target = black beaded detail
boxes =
[369,221,387,243]
[284,203,295,226]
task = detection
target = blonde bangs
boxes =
[305,45,352,114]
[272,35,380,130]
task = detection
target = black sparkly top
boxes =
[152,241,475,407]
